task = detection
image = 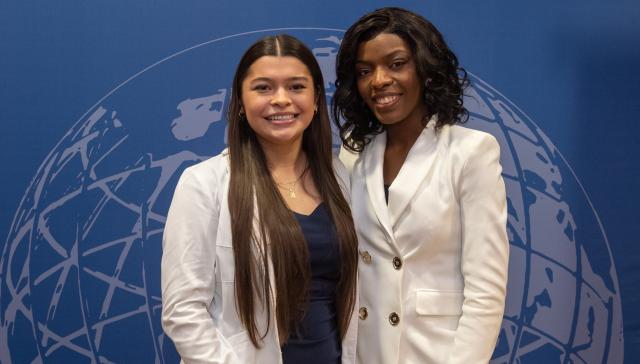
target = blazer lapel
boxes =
[363,132,395,242]
[387,120,441,229]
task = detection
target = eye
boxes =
[356,68,371,77]
[389,59,407,69]
[252,84,270,92]
[290,83,307,91]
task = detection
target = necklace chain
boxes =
[273,161,308,199]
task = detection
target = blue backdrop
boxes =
[1,1,638,363]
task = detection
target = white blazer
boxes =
[161,150,358,364]
[341,121,508,364]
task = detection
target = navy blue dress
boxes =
[281,203,341,364]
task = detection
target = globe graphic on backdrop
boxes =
[0,29,623,363]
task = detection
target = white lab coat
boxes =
[341,121,508,364]
[161,150,358,364]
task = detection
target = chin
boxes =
[376,115,403,126]
[262,134,303,146]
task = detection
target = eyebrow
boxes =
[356,49,411,64]
[249,76,311,83]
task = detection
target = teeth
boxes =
[268,114,295,120]
[375,96,398,105]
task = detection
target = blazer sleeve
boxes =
[333,156,359,364]
[448,134,509,364]
[333,155,352,203]
[338,145,360,176]
[161,165,241,364]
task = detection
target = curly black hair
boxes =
[332,7,469,152]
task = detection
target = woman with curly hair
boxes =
[333,7,509,364]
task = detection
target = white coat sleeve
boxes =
[338,145,360,176]
[333,156,359,364]
[333,156,352,203]
[161,166,241,364]
[448,134,509,364]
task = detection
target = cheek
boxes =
[240,94,252,113]
[242,97,265,116]
[401,77,423,101]
[407,72,424,94]
[356,79,369,100]
[245,118,261,135]
[294,93,316,110]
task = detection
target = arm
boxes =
[338,145,360,176]
[161,166,241,364]
[333,156,359,364]
[448,134,509,364]
[333,155,352,202]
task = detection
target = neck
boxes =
[260,139,306,179]
[385,107,429,149]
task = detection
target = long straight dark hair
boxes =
[227,34,358,347]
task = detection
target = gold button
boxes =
[392,256,402,270]
[388,312,400,326]
[360,251,372,264]
[359,307,368,320]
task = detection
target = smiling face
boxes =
[355,33,427,128]
[241,55,316,148]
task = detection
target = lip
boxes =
[371,93,400,111]
[265,112,299,125]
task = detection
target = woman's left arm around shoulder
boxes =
[449,132,509,364]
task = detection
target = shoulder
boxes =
[339,132,385,176]
[166,150,229,222]
[178,149,230,194]
[443,125,501,160]
[338,146,361,175]
[184,149,229,178]
[447,125,499,149]
[332,153,350,191]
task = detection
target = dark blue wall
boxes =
[1,1,637,362]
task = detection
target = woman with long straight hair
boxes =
[333,7,509,364]
[162,34,358,364]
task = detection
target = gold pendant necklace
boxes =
[285,184,297,199]
[276,174,303,198]
[274,161,308,199]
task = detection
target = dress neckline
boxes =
[291,202,324,218]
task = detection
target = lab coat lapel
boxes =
[363,132,395,242]
[387,122,440,229]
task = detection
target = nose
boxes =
[371,67,392,89]
[270,87,291,107]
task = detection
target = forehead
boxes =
[244,56,312,80]
[356,33,412,61]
